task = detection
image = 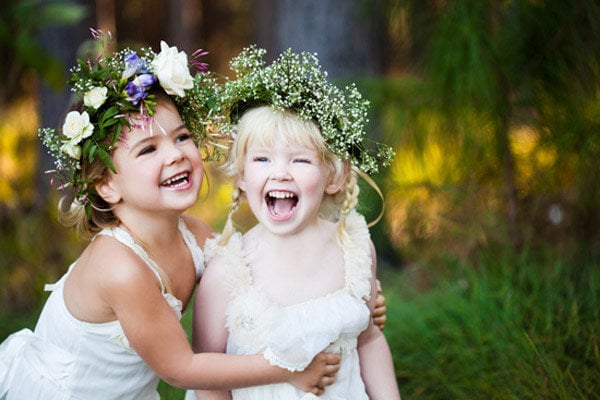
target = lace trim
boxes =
[203,235,219,262]
[325,336,358,355]
[218,211,372,301]
[217,231,253,298]
[178,218,205,280]
[263,348,306,372]
[342,210,373,300]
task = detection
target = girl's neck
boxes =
[255,217,336,251]
[117,211,182,249]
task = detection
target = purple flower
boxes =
[122,52,149,80]
[90,28,111,41]
[124,73,157,105]
[191,48,210,72]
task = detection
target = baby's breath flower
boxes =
[216,46,394,174]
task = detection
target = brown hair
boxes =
[57,90,178,239]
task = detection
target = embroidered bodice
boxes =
[209,210,373,399]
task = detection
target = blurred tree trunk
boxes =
[166,0,202,52]
[402,0,600,253]
[200,0,251,75]
[36,0,94,210]
[423,0,525,251]
[95,0,116,38]
[252,0,385,78]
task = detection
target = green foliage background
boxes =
[1,0,599,399]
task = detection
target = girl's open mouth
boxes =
[160,172,190,188]
[266,190,298,218]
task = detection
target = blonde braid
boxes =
[219,187,241,245]
[337,168,360,244]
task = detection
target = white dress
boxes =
[215,210,373,400]
[0,219,204,400]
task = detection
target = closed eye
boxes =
[139,145,156,156]
[293,158,312,164]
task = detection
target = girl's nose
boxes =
[165,143,185,165]
[270,161,292,181]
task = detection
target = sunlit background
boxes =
[1,1,598,398]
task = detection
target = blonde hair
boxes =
[220,106,362,245]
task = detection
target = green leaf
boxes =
[103,116,120,127]
[101,105,120,122]
[95,127,106,142]
[82,138,92,153]
[98,148,116,173]
[112,124,123,146]
[88,144,97,163]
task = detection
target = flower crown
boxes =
[39,30,226,216]
[216,45,395,174]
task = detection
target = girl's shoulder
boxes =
[84,233,161,288]
[203,229,248,293]
[63,233,164,323]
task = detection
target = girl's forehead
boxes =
[121,102,181,139]
[246,136,317,153]
[118,125,154,146]
[246,128,319,149]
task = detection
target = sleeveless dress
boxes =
[0,219,204,400]
[212,210,373,400]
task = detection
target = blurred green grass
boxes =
[383,250,599,400]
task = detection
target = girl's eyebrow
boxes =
[173,124,187,132]
[128,135,155,154]
[128,124,188,153]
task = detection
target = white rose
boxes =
[61,141,82,159]
[151,41,194,97]
[62,111,94,142]
[83,86,108,109]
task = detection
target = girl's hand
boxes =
[372,279,387,330]
[288,351,341,396]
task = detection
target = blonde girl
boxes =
[189,47,400,400]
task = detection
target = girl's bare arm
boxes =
[105,248,339,393]
[356,241,401,399]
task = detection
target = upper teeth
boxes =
[268,191,295,198]
[163,173,187,185]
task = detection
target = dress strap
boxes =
[96,224,169,295]
[178,218,205,280]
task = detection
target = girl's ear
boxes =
[325,161,350,194]
[95,178,122,204]
[235,173,247,193]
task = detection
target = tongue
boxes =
[272,197,295,215]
